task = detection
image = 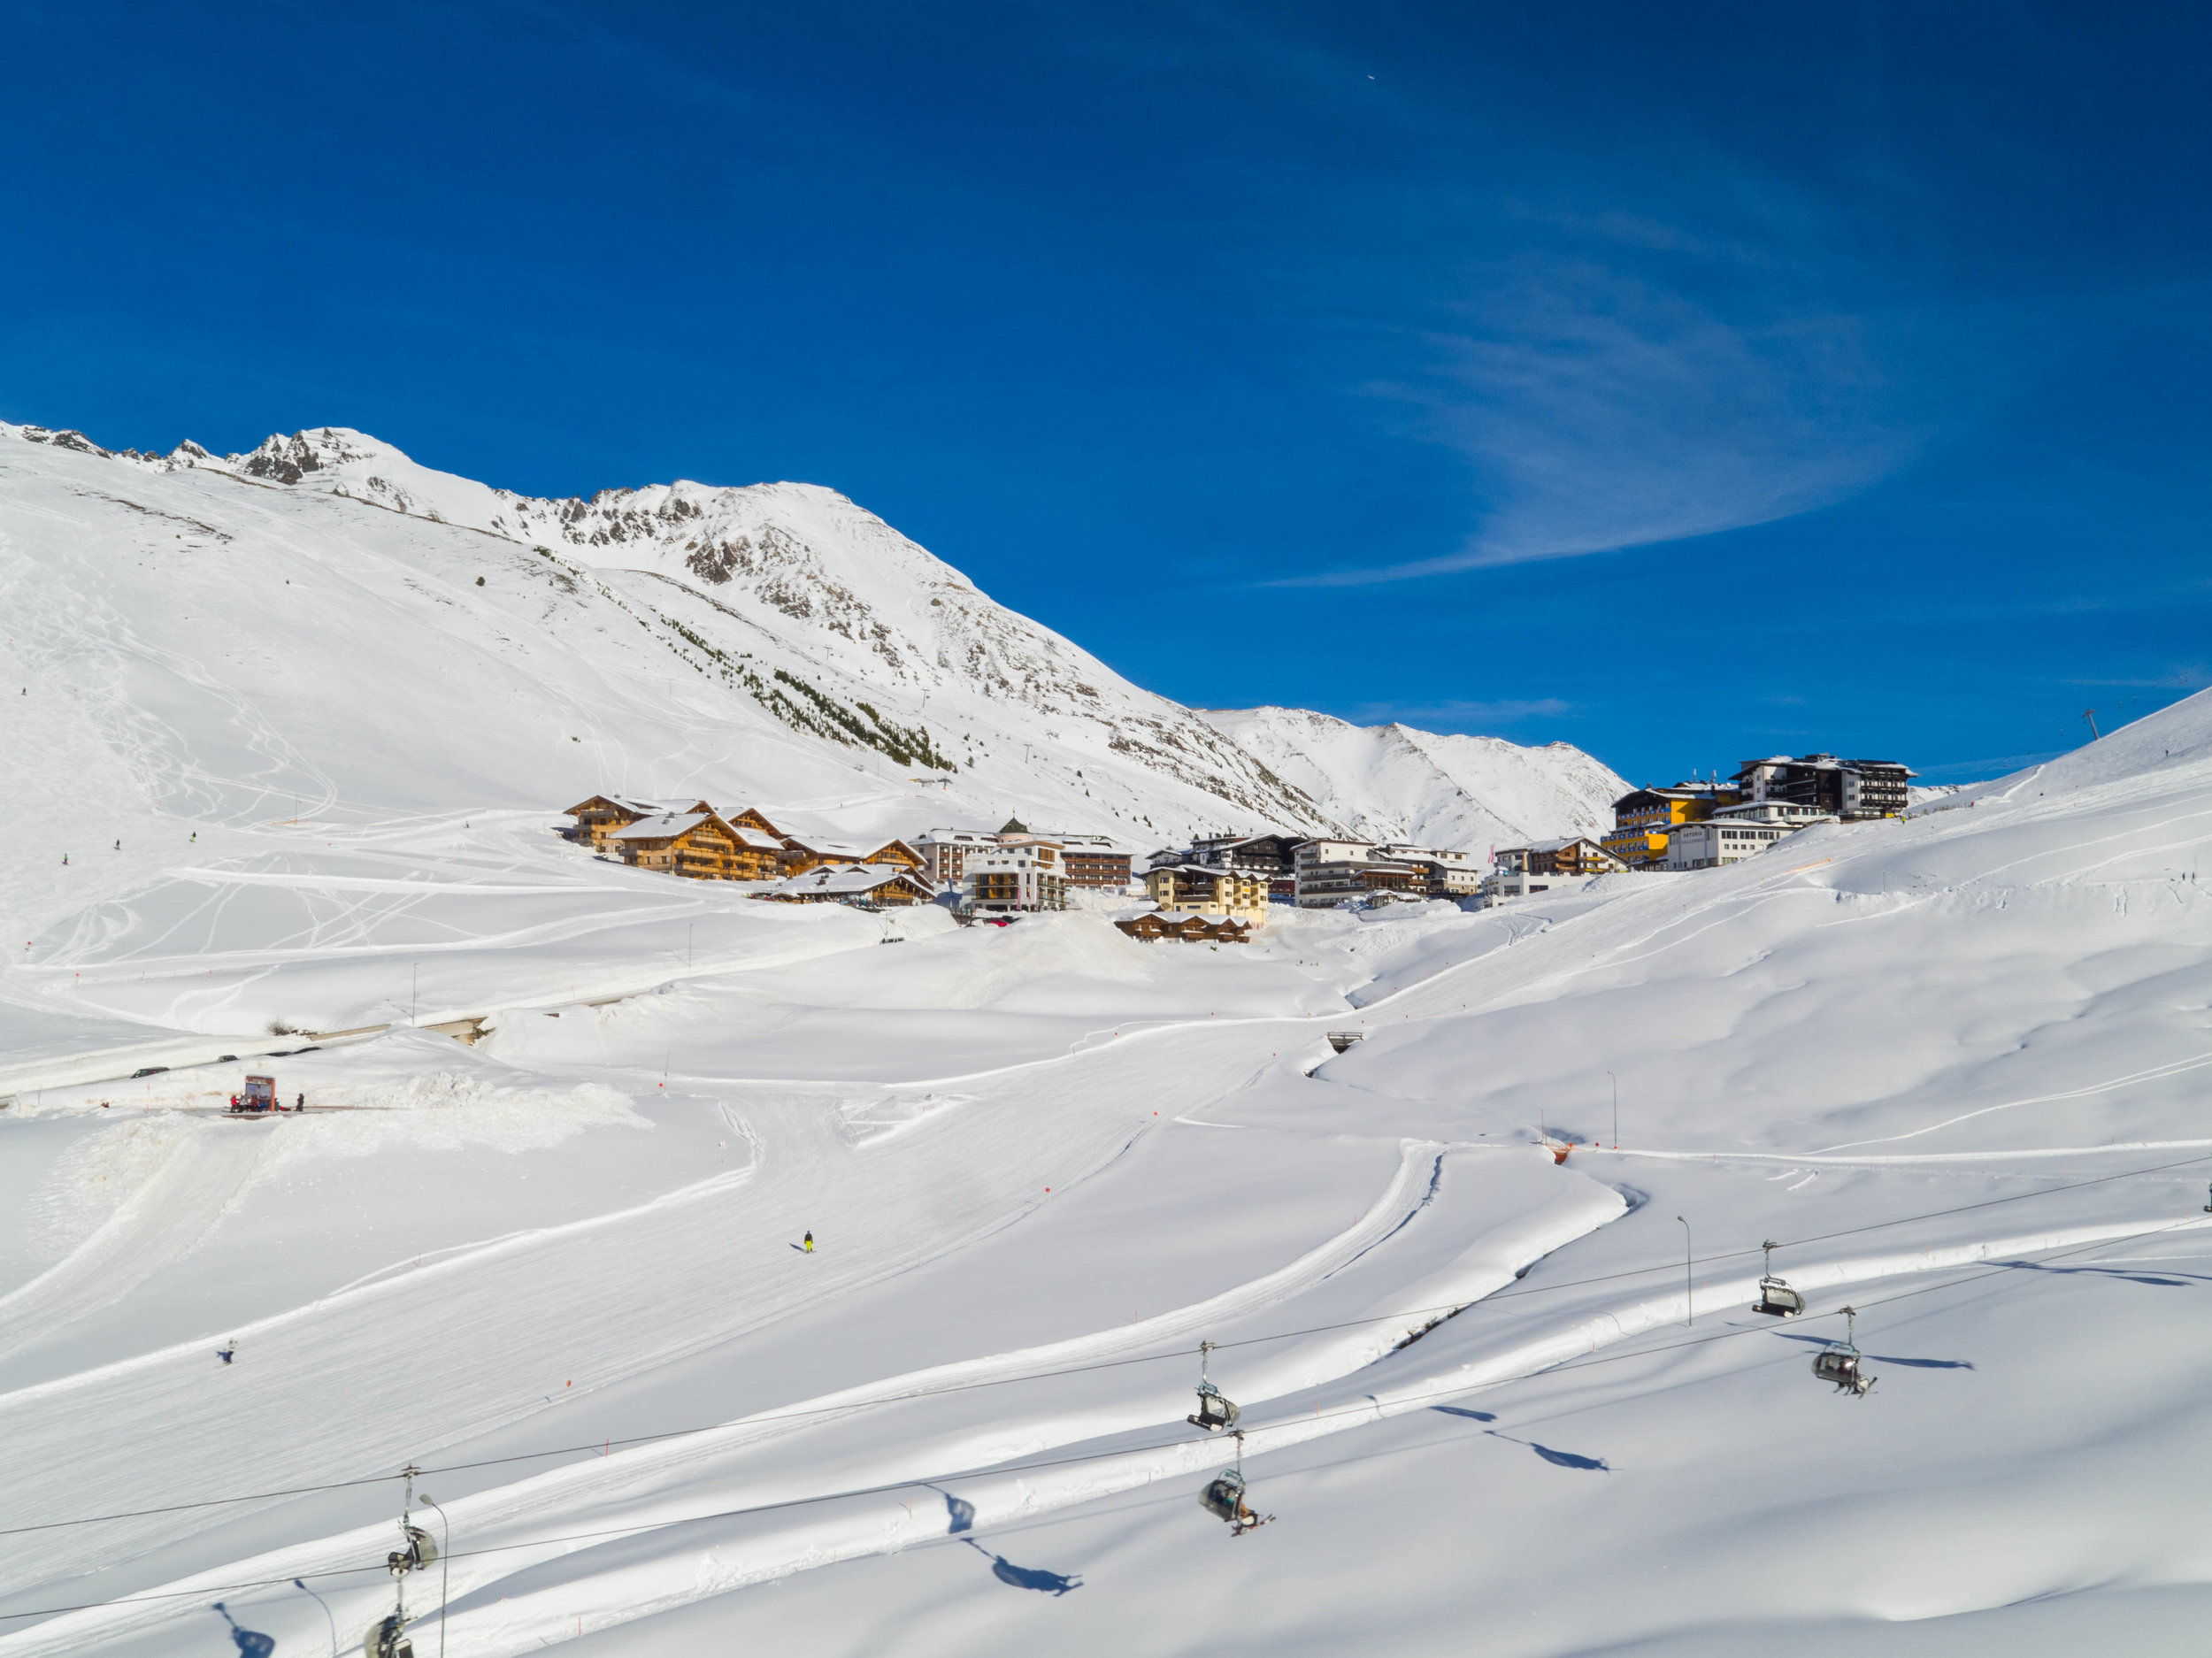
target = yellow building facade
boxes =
[1601,787,1738,868]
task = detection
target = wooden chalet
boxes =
[754,862,937,907]
[727,805,785,841]
[565,794,710,850]
[1115,910,1251,944]
[778,833,926,878]
[611,810,749,879]
[778,834,871,878]
[722,821,787,880]
[864,837,926,874]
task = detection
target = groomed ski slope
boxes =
[3,695,2212,1655]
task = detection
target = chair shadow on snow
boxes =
[1770,1331,1975,1369]
[933,1486,977,1533]
[1998,1259,2208,1288]
[963,1537,1084,1596]
[211,1602,275,1657]
[1484,1430,1611,1471]
[931,1487,1082,1595]
[1430,1409,1610,1470]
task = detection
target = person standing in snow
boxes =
[218,1339,236,1364]
[803,1232,814,1253]
[296,1092,304,1110]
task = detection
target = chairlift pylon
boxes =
[1753,1240,1805,1317]
[1198,1429,1274,1536]
[1810,1305,1875,1398]
[1187,1340,1240,1433]
[365,1466,428,1657]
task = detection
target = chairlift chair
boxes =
[363,1612,413,1658]
[1811,1306,1875,1398]
[1752,1240,1805,1317]
[1187,1340,1240,1433]
[1198,1431,1274,1536]
[387,1524,436,1576]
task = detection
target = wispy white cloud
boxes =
[1294,244,1934,585]
[2058,667,2211,689]
[1346,695,1571,727]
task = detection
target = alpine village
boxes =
[565,751,1913,943]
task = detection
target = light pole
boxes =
[411,963,419,1026]
[292,1578,338,1658]
[415,1492,453,1658]
[1677,1216,1693,1326]
[1607,1071,1617,1148]
[687,923,694,971]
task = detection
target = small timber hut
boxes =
[755,862,937,906]
[779,833,927,878]
[1115,910,1251,944]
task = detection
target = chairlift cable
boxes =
[2,1214,2201,1628]
[9,1152,2209,1543]
[1535,1210,2210,1385]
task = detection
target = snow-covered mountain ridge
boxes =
[1198,705,1627,849]
[2,419,1623,851]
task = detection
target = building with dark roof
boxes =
[1732,755,1915,820]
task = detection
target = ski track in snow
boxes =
[0,1123,266,1355]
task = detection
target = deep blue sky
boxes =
[5,4,2209,783]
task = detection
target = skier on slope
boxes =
[803,1232,814,1253]
[217,1339,236,1364]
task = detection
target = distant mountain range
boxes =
[0,422,1624,853]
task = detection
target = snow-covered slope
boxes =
[0,418,1618,1061]
[0,421,1615,853]
[0,421,1331,834]
[7,693,2212,1657]
[1200,704,1628,848]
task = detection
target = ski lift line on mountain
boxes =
[15,1183,2207,1545]
[365,1467,440,1658]
[10,1172,2208,1550]
[5,1217,2199,1632]
[1538,1209,2212,1393]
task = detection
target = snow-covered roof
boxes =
[766,861,933,896]
[612,812,710,841]
[729,826,786,851]
[786,836,866,857]
[569,793,686,817]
